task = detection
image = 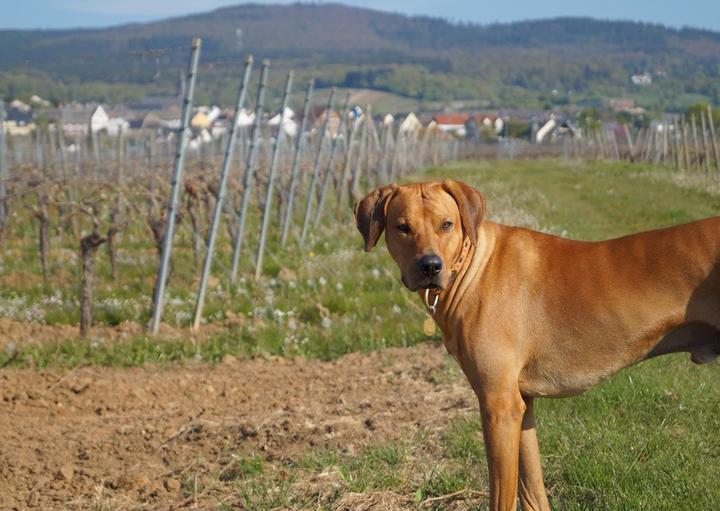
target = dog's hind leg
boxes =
[518,397,551,511]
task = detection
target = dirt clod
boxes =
[56,464,74,482]
[164,478,181,493]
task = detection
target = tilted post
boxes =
[299,88,335,246]
[149,37,202,334]
[280,79,314,247]
[0,101,6,229]
[708,105,720,176]
[681,117,691,171]
[623,123,635,162]
[388,123,401,183]
[700,109,712,176]
[229,59,270,282]
[192,55,254,330]
[691,114,701,171]
[255,70,294,279]
[313,92,351,228]
[336,110,361,216]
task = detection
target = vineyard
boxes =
[0,43,457,351]
[2,38,720,511]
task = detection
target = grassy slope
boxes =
[430,161,720,510]
[214,159,720,510]
[3,159,720,509]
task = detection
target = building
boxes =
[399,112,421,133]
[268,106,298,137]
[89,105,109,133]
[2,105,36,136]
[433,113,470,137]
[310,107,341,136]
[631,73,652,86]
[59,104,95,138]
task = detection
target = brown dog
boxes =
[354,180,720,511]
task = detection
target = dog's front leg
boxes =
[518,397,551,511]
[479,388,526,511]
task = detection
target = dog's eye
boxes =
[397,224,410,234]
[441,221,453,231]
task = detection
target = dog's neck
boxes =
[428,222,498,352]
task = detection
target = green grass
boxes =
[224,161,720,510]
[3,159,720,508]
[4,159,720,370]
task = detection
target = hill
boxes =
[0,3,719,111]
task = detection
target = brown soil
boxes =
[0,342,476,510]
[0,317,243,351]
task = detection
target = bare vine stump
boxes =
[36,205,49,283]
[79,233,107,338]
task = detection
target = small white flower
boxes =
[335,282,343,291]
[392,304,401,314]
[318,276,327,287]
[321,316,332,329]
[372,269,381,279]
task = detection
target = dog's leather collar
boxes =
[424,235,473,309]
[450,236,472,275]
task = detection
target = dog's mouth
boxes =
[402,274,444,292]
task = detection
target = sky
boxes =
[2,0,719,31]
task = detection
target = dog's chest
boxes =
[518,357,622,398]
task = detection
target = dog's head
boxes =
[354,180,485,291]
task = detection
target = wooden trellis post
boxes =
[708,106,720,175]
[691,114,701,171]
[700,109,712,176]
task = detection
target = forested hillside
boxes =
[1,3,718,110]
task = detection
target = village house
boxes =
[89,105,109,133]
[464,114,505,139]
[433,113,470,136]
[631,72,652,86]
[268,106,298,137]
[310,106,341,136]
[140,104,182,131]
[58,103,95,138]
[2,104,37,136]
[533,114,578,144]
[399,112,421,133]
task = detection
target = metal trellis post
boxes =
[149,37,202,334]
[299,88,335,246]
[280,79,314,248]
[255,70,293,279]
[192,55,254,330]
[313,92,351,228]
[229,59,270,283]
[0,101,6,229]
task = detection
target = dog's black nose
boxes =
[418,255,443,277]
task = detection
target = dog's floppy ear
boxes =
[442,180,486,245]
[354,183,398,252]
